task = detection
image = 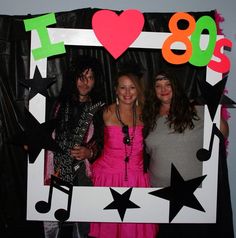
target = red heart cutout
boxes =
[92,9,144,59]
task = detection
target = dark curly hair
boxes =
[59,55,104,104]
[142,70,199,137]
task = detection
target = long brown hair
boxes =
[142,70,199,137]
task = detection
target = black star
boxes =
[104,188,140,221]
[198,75,228,120]
[19,66,56,99]
[9,107,61,163]
[149,164,206,222]
[220,94,236,108]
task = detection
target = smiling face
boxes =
[76,68,95,101]
[116,75,138,105]
[155,78,173,105]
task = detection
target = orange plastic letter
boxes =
[162,12,195,64]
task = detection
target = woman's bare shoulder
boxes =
[103,103,116,122]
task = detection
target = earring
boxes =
[116,97,119,105]
[136,99,139,107]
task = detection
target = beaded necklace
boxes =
[115,104,137,181]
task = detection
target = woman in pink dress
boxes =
[89,66,158,238]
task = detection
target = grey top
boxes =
[145,106,204,187]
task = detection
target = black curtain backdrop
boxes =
[0,8,233,238]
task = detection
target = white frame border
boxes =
[27,28,223,223]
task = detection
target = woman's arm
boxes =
[220,118,229,139]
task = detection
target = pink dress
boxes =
[89,125,158,238]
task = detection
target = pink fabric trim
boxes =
[44,104,60,184]
[221,90,231,121]
[215,10,229,149]
[84,123,94,178]
[44,150,54,185]
[215,10,225,35]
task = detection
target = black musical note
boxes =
[197,123,222,161]
[35,175,73,222]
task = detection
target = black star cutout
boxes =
[220,94,236,108]
[9,107,61,163]
[149,164,206,222]
[19,66,56,99]
[198,75,228,121]
[104,188,140,221]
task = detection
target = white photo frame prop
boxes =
[27,28,223,223]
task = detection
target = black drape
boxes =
[0,8,233,238]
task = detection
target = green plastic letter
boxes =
[189,16,217,66]
[24,13,65,60]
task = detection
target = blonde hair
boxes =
[115,72,144,108]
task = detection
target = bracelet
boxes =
[89,149,94,159]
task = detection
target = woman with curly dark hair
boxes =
[143,70,199,136]
[143,70,204,188]
[142,70,229,238]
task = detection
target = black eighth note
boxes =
[35,175,73,222]
[197,123,222,161]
